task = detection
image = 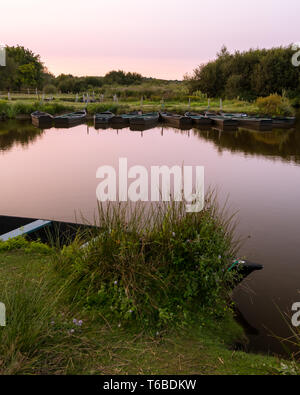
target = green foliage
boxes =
[256,94,295,116]
[0,45,45,90]
[187,45,300,101]
[104,70,143,85]
[0,236,51,254]
[86,103,127,115]
[54,197,239,329]
[43,84,58,94]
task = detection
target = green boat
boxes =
[185,112,213,126]
[94,111,115,124]
[129,112,159,126]
[54,110,87,127]
[110,111,141,125]
[160,112,192,129]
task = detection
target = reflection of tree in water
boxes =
[161,122,300,164]
[0,121,45,152]
[191,127,300,165]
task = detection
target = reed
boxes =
[54,192,240,329]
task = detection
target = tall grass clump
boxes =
[270,304,300,362]
[256,94,295,117]
[86,102,129,115]
[54,194,239,329]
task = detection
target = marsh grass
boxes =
[269,303,300,362]
[53,193,240,329]
[0,202,297,374]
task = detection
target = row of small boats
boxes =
[31,110,88,128]
[31,110,296,130]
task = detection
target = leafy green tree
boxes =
[187,45,300,100]
[0,45,44,90]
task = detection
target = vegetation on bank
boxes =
[0,199,299,374]
[185,45,300,101]
[1,45,300,110]
[0,93,296,119]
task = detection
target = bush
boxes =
[86,103,128,115]
[43,84,58,94]
[256,94,295,116]
[54,196,239,329]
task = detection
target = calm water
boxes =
[1,119,300,355]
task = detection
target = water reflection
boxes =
[192,127,300,164]
[0,120,46,152]
[1,120,299,165]
[0,117,300,357]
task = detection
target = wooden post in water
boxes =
[220,98,223,111]
[161,98,165,111]
[207,98,210,110]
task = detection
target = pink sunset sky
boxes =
[1,0,299,80]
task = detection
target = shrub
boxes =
[54,196,239,329]
[256,94,295,116]
[43,84,58,94]
[86,103,128,115]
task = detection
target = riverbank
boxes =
[0,198,299,375]
[0,245,298,375]
[0,97,269,120]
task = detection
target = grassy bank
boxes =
[0,97,263,119]
[0,92,296,119]
[0,200,299,375]
[0,244,298,375]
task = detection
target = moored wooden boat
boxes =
[271,116,296,128]
[220,112,273,130]
[185,112,213,126]
[94,111,115,124]
[235,117,272,130]
[206,114,239,129]
[110,111,140,125]
[31,111,53,127]
[129,112,159,126]
[54,110,87,127]
[160,112,192,129]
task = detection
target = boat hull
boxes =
[54,111,86,127]
[160,113,192,129]
[129,113,159,126]
[209,116,239,130]
[271,117,296,128]
[236,118,273,130]
[94,112,115,124]
[31,111,53,128]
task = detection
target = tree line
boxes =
[0,46,147,93]
[1,44,300,100]
[185,45,300,100]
